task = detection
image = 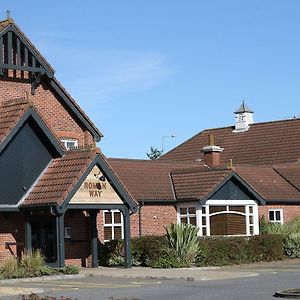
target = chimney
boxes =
[201,133,224,167]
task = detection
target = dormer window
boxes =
[60,139,78,150]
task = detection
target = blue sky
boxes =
[2,1,300,158]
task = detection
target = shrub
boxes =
[0,255,19,278]
[248,234,284,261]
[99,236,169,267]
[0,251,79,279]
[58,265,79,275]
[151,248,188,268]
[284,233,300,258]
[21,250,45,276]
[196,235,284,267]
[166,223,199,265]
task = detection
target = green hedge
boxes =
[100,234,285,268]
[196,234,284,267]
[99,236,170,267]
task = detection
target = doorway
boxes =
[31,217,57,264]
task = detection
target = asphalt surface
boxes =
[1,259,300,300]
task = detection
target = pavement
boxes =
[1,258,300,298]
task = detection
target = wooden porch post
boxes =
[89,210,99,268]
[56,212,65,268]
[24,212,32,253]
[122,206,132,268]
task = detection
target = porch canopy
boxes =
[20,148,137,268]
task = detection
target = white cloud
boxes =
[35,35,173,103]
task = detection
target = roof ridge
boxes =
[171,166,230,174]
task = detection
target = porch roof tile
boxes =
[21,148,97,207]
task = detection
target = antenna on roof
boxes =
[6,10,10,20]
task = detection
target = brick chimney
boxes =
[201,133,224,167]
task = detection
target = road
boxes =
[1,262,300,300]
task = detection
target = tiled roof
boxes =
[0,97,30,143]
[160,118,300,165]
[273,163,300,191]
[108,158,200,202]
[171,167,231,201]
[108,158,300,203]
[235,166,300,202]
[22,149,97,207]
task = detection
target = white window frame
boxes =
[268,209,283,225]
[60,139,78,150]
[177,203,201,236]
[203,200,259,236]
[103,209,124,242]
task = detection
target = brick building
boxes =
[109,103,300,238]
[0,18,137,268]
[1,17,300,269]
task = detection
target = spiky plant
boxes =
[166,223,200,265]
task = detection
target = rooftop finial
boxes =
[6,10,13,23]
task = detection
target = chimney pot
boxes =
[201,134,223,167]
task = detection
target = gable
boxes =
[0,22,54,77]
[0,119,55,205]
[70,166,123,205]
[210,176,259,201]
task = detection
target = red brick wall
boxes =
[0,77,94,146]
[96,205,177,242]
[259,205,300,223]
[0,212,24,264]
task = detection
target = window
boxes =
[103,210,124,242]
[200,202,259,236]
[178,207,196,226]
[269,209,283,224]
[60,139,78,150]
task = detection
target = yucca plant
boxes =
[166,223,200,265]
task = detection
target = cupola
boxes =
[233,101,254,132]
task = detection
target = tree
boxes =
[146,146,163,160]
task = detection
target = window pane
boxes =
[275,211,281,221]
[190,217,196,225]
[104,227,112,240]
[249,226,254,235]
[249,206,253,214]
[202,217,206,226]
[104,212,112,224]
[269,211,275,221]
[202,228,207,236]
[114,212,122,224]
[66,142,76,148]
[249,215,253,225]
[114,227,122,240]
[189,207,196,215]
[180,208,187,215]
[202,207,206,214]
[229,206,245,213]
[209,206,226,214]
[180,217,188,224]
